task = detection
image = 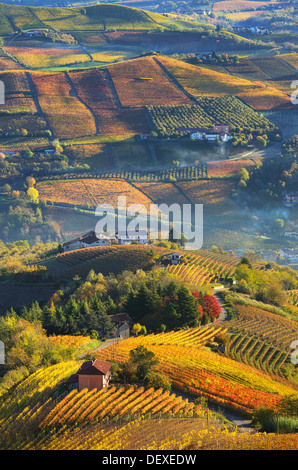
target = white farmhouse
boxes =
[116,234,147,245]
[280,249,298,264]
[63,231,110,252]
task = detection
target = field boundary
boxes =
[25,71,53,135]
[65,71,100,134]
[153,56,197,104]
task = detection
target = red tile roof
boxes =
[76,359,112,376]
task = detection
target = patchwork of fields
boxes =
[0,53,294,145]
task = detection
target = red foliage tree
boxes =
[191,292,221,320]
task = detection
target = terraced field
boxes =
[224,301,298,381]
[164,249,239,288]
[55,245,169,279]
[97,330,298,415]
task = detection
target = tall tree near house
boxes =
[97,310,114,338]
[64,298,80,334]
[42,302,58,335]
[176,285,199,327]
[162,302,181,330]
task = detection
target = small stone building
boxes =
[66,359,112,392]
[110,313,131,339]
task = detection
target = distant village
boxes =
[232,26,271,35]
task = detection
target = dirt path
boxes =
[214,292,228,323]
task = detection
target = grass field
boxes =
[10,3,162,32]
[3,46,91,69]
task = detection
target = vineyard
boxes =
[133,181,190,206]
[56,245,168,279]
[107,56,192,107]
[30,72,97,139]
[38,161,208,184]
[147,97,277,138]
[176,179,239,215]
[213,1,271,11]
[96,334,298,416]
[207,158,262,178]
[0,3,161,34]
[286,290,298,307]
[0,359,233,451]
[223,299,298,381]
[39,385,205,429]
[2,46,91,69]
[1,336,297,450]
[0,57,291,144]
[0,70,48,139]
[118,324,226,349]
[250,57,295,81]
[165,250,238,288]
[37,178,152,210]
[156,56,291,110]
[55,246,239,287]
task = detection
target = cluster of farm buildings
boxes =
[139,124,233,142]
[63,230,148,252]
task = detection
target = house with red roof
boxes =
[66,359,112,392]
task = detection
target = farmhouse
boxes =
[283,192,298,207]
[170,253,182,265]
[177,124,232,142]
[63,231,110,251]
[80,232,110,248]
[66,359,112,392]
[285,231,298,240]
[280,249,298,264]
[24,29,48,38]
[116,231,148,245]
[110,313,132,339]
